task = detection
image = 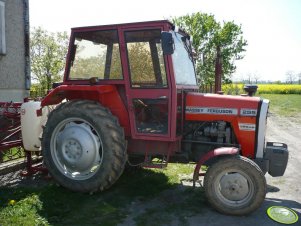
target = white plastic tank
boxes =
[21,101,48,151]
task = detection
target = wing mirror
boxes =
[161,32,174,55]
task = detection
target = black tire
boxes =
[204,155,266,215]
[42,100,127,193]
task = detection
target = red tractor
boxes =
[21,20,288,215]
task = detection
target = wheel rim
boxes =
[50,117,103,180]
[213,169,254,207]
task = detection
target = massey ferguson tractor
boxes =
[0,20,288,215]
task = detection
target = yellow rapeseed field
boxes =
[257,84,301,94]
[222,84,301,94]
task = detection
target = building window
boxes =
[0,1,6,55]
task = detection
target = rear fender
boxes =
[193,147,239,186]
[41,85,131,135]
[41,85,115,106]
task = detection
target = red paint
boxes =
[0,102,22,151]
[185,93,260,158]
[193,147,239,185]
[41,85,131,135]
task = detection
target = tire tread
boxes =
[42,100,127,193]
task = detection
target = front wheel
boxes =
[204,155,266,215]
[42,100,127,193]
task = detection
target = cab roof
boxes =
[71,20,175,32]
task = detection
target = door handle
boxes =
[158,96,167,99]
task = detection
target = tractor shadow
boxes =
[1,167,195,225]
[1,168,300,226]
[267,184,280,193]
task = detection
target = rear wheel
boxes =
[42,100,127,193]
[204,155,266,215]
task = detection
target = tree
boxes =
[242,71,260,84]
[127,42,160,83]
[69,42,155,83]
[253,72,261,84]
[30,27,69,92]
[285,70,296,84]
[173,12,247,88]
[246,72,252,84]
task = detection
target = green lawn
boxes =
[0,148,25,162]
[0,164,205,226]
[260,94,301,118]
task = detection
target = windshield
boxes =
[171,32,197,86]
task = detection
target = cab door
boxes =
[120,28,172,140]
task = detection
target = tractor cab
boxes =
[57,20,197,143]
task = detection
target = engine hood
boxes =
[185,92,268,159]
[185,92,261,118]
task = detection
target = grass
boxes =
[133,187,205,226]
[0,148,25,162]
[0,163,205,226]
[0,194,48,226]
[259,94,301,118]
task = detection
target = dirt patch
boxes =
[264,114,301,206]
[0,170,50,188]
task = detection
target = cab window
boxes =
[69,30,122,80]
[125,30,167,88]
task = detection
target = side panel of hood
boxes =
[185,92,261,158]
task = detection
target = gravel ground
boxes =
[0,169,49,188]
[0,114,300,225]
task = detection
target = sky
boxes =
[29,0,301,82]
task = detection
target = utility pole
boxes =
[214,46,222,93]
[46,71,51,92]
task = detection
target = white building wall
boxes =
[0,0,29,102]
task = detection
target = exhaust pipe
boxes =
[244,84,258,96]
